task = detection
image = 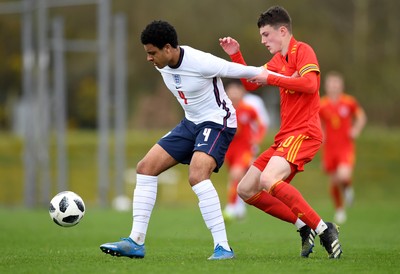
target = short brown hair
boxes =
[257,6,292,33]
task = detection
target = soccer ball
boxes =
[49,191,85,227]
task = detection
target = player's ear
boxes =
[164,43,172,53]
[279,26,287,36]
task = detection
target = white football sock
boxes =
[295,218,307,230]
[315,219,329,235]
[192,179,230,250]
[129,174,158,245]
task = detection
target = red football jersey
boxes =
[319,94,361,150]
[229,100,264,151]
[225,100,265,168]
[231,37,322,143]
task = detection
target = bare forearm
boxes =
[351,109,367,139]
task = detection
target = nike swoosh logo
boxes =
[196,143,208,147]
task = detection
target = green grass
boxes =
[1,203,400,274]
[1,126,400,273]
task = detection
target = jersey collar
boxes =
[169,46,185,69]
[281,36,297,62]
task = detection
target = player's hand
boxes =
[248,68,270,86]
[350,127,360,139]
[219,37,240,55]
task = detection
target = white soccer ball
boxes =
[49,191,85,227]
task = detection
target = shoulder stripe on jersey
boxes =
[341,94,356,103]
[299,64,319,76]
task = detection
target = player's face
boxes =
[143,43,170,69]
[226,84,244,107]
[325,76,344,98]
[259,25,284,55]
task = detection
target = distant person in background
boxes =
[243,92,271,133]
[319,71,367,224]
[223,80,267,221]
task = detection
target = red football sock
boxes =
[330,183,343,209]
[270,181,321,230]
[227,179,239,204]
[245,190,297,224]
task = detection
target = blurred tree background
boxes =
[0,0,399,131]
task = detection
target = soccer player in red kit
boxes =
[319,71,367,224]
[223,80,266,221]
[220,6,343,258]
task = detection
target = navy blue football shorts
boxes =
[157,118,236,172]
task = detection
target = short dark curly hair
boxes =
[140,20,179,49]
[257,6,292,33]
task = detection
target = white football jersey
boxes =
[157,46,263,128]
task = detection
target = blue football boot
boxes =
[100,237,145,258]
[207,244,235,260]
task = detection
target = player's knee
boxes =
[136,158,153,175]
[237,181,255,201]
[188,160,214,186]
[337,168,352,182]
[236,182,246,198]
[188,171,208,186]
[188,177,197,186]
[259,174,274,191]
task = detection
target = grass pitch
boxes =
[1,201,399,274]
[1,127,400,273]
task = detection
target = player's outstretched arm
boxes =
[248,68,288,85]
[249,70,318,94]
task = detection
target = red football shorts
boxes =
[322,145,355,173]
[253,134,322,182]
[225,143,254,169]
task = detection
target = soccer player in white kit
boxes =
[100,20,265,260]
